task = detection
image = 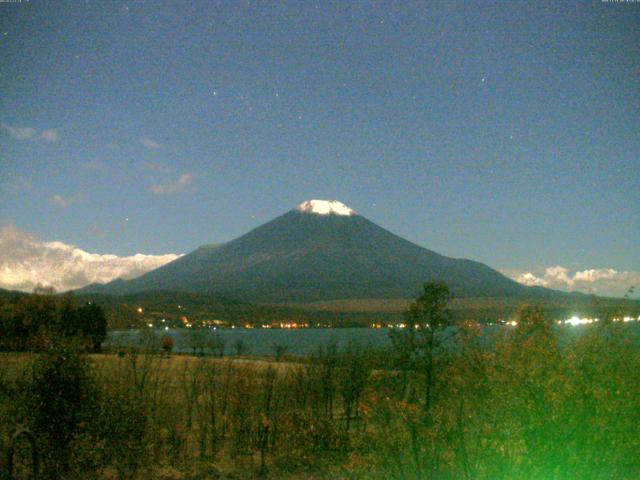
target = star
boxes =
[212,90,217,96]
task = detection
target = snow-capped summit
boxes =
[296,200,355,216]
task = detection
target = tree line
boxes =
[0,287,107,352]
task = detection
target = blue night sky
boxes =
[1,1,638,286]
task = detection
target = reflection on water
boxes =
[106,316,640,356]
[107,327,392,356]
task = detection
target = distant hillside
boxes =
[78,289,640,329]
[3,287,636,329]
[76,289,404,329]
[0,288,28,299]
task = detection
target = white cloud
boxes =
[2,123,36,140]
[40,129,59,142]
[515,272,548,287]
[144,161,173,173]
[1,123,59,142]
[0,225,182,292]
[573,268,618,283]
[51,193,83,208]
[140,137,162,149]
[150,173,193,195]
[501,265,640,298]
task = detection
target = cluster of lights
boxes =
[384,323,434,330]
[367,315,640,330]
[561,315,639,326]
[141,311,639,331]
[201,319,226,327]
[279,322,309,329]
[562,316,597,326]
[235,322,312,329]
[147,322,170,331]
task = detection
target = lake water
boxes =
[107,328,393,356]
[107,321,640,356]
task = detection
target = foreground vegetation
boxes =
[1,284,639,479]
[0,287,107,352]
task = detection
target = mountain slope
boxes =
[81,201,557,302]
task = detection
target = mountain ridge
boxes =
[79,202,567,302]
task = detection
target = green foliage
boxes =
[7,341,150,480]
[515,303,553,337]
[389,281,453,410]
[405,281,453,329]
[79,302,107,352]
[18,341,99,478]
[93,386,148,479]
[367,304,640,479]
[0,292,107,352]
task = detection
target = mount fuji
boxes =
[80,200,557,303]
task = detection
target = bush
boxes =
[93,387,149,479]
[18,341,99,478]
[161,335,174,356]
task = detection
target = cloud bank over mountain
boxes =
[0,226,181,292]
[501,266,639,298]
